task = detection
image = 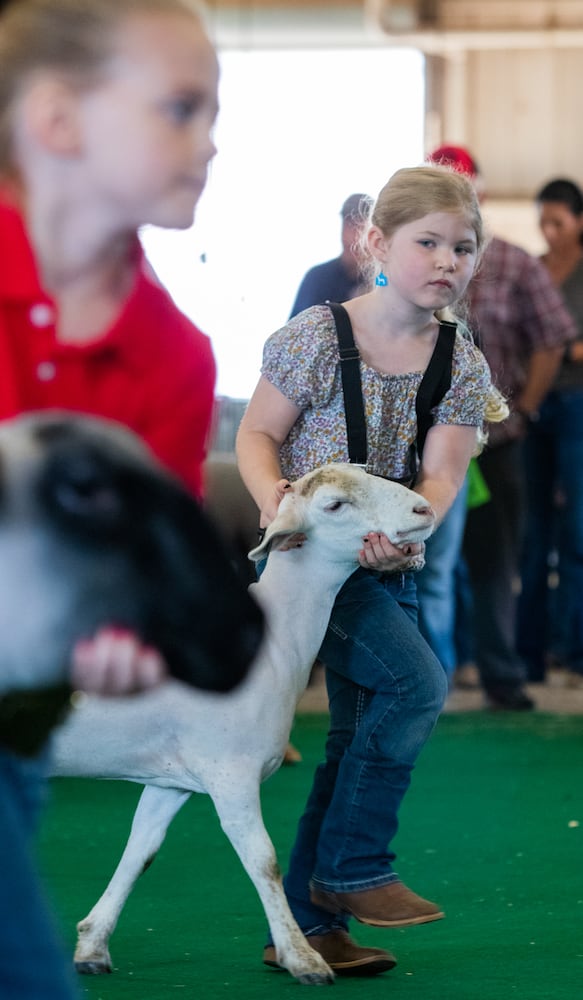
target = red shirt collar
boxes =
[0,198,44,301]
[0,195,162,371]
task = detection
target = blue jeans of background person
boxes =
[518,389,583,678]
[0,746,79,1000]
[416,481,468,679]
[281,567,447,936]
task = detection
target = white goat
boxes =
[51,464,435,985]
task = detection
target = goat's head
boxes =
[0,413,264,696]
[249,464,436,564]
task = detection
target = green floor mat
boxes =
[38,712,583,999]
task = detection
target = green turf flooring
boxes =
[39,712,583,999]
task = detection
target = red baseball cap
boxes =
[427,145,479,178]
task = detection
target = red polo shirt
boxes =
[0,198,216,497]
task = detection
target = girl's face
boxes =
[538,201,583,254]
[76,12,219,231]
[378,211,478,312]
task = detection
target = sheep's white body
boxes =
[52,464,435,984]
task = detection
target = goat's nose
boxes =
[413,503,435,518]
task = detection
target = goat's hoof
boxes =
[75,960,112,976]
[297,970,335,985]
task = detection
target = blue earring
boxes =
[375,271,388,287]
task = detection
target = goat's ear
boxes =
[248,528,301,562]
[248,500,306,562]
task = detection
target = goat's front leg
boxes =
[209,776,334,985]
[74,784,190,974]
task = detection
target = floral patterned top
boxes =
[262,304,493,482]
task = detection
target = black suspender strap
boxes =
[415,320,456,459]
[328,301,368,466]
[329,302,456,469]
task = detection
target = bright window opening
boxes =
[141,47,425,399]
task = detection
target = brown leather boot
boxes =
[310,881,444,927]
[263,928,396,977]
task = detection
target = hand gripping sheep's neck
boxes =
[51,464,435,985]
[249,467,434,710]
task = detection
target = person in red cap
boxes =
[430,144,480,178]
[416,144,577,708]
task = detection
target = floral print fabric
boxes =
[262,304,493,481]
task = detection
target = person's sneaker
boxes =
[309,881,444,928]
[263,928,396,977]
[484,684,535,711]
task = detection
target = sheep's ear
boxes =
[248,501,306,562]
[248,528,299,562]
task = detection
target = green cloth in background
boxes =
[466,456,491,509]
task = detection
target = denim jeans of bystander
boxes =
[518,389,583,678]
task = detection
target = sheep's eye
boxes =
[53,476,120,518]
[40,450,125,531]
[324,500,344,512]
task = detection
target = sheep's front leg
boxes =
[209,777,334,985]
[75,785,190,974]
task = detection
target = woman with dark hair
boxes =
[517,177,583,685]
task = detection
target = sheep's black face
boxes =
[39,443,141,539]
[0,414,264,696]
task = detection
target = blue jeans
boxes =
[416,482,468,678]
[0,747,79,1000]
[281,567,447,936]
[518,389,583,677]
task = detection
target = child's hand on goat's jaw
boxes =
[71,629,167,696]
[358,532,425,572]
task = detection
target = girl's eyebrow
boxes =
[417,228,477,247]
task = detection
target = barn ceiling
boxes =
[206,1,583,49]
[204,1,583,196]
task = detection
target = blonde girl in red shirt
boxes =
[0,4,221,995]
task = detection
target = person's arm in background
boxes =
[514,254,578,418]
[565,340,583,363]
[515,345,565,418]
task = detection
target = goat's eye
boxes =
[324,500,344,512]
[40,451,125,529]
[53,475,120,518]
